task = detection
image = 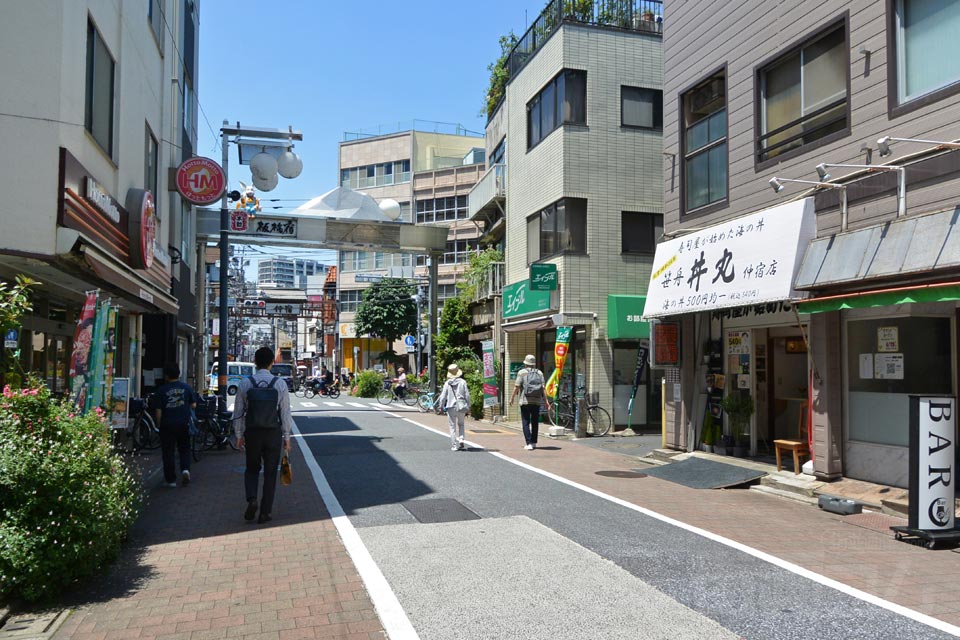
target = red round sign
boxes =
[176,157,225,206]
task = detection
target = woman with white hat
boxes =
[439,363,471,451]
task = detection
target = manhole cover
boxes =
[401,498,480,523]
[595,470,648,478]
[469,429,502,434]
[0,611,69,639]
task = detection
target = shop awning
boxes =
[502,315,555,333]
[607,295,649,339]
[795,206,960,290]
[82,248,178,314]
[795,281,960,314]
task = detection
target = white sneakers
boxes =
[451,446,459,451]
[524,444,534,450]
[181,470,191,486]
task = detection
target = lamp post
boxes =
[217,122,303,403]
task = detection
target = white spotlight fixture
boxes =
[814,163,907,218]
[770,177,849,230]
[379,198,402,221]
[877,136,960,157]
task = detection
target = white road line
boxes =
[385,410,960,639]
[293,422,419,640]
[324,401,343,407]
[300,401,318,408]
[348,402,366,408]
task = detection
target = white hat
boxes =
[446,363,463,379]
[523,354,536,366]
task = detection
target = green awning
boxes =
[796,283,960,314]
[607,295,649,339]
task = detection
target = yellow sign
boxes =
[652,254,677,282]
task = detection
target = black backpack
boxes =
[245,376,282,430]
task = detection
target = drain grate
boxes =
[401,498,480,524]
[0,611,69,639]
[595,470,648,478]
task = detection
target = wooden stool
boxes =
[773,439,809,474]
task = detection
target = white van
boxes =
[208,361,256,395]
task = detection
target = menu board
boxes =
[653,322,680,366]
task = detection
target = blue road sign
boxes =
[4,329,18,349]
[404,335,416,347]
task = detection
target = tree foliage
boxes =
[483,32,517,119]
[456,247,504,302]
[354,278,417,344]
[435,296,473,368]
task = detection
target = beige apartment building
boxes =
[336,126,485,372]
[649,0,960,490]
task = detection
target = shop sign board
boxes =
[247,217,297,238]
[230,210,249,232]
[651,321,680,367]
[908,396,956,531]
[643,198,815,318]
[509,362,524,381]
[175,157,226,206]
[530,263,558,291]
[126,189,156,270]
[482,340,498,407]
[110,378,131,431]
[503,279,552,319]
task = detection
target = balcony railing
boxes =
[508,0,663,78]
[474,262,505,302]
[468,164,506,220]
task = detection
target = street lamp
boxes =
[217,122,303,402]
[815,162,906,218]
[769,177,849,231]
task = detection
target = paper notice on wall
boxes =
[874,353,904,380]
[877,326,899,352]
[673,383,682,402]
[859,354,874,379]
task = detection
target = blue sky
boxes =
[197,0,544,270]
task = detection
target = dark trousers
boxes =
[159,423,191,483]
[520,404,540,445]
[244,428,282,516]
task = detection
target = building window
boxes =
[340,160,411,188]
[489,138,505,166]
[85,21,115,157]
[339,290,363,313]
[145,125,159,202]
[621,212,663,254]
[416,196,468,224]
[148,0,164,49]
[894,0,960,106]
[374,252,384,269]
[682,71,727,214]
[526,198,587,264]
[621,86,663,129]
[757,21,847,163]
[527,69,587,149]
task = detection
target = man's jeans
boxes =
[159,423,191,483]
[520,404,540,445]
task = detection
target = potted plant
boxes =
[701,413,716,453]
[721,392,755,458]
[642,9,655,22]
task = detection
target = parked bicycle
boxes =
[377,380,418,406]
[544,387,612,436]
[416,390,444,414]
[129,395,160,450]
[194,395,239,451]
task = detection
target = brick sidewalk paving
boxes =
[403,408,960,629]
[52,443,385,640]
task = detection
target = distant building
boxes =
[257,258,326,289]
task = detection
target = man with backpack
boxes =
[509,354,547,450]
[233,346,293,524]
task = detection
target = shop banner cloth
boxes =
[481,340,498,408]
[642,198,815,318]
[84,298,111,414]
[102,306,118,419]
[545,326,573,400]
[69,291,98,411]
[626,339,649,429]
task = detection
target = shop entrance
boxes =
[765,333,809,445]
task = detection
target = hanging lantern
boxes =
[252,171,279,192]
[277,149,303,179]
[249,151,278,181]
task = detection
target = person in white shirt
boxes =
[439,363,470,451]
[232,346,294,524]
[394,367,408,399]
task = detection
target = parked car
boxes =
[270,363,296,391]
[208,361,256,396]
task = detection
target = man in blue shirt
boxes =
[151,362,198,487]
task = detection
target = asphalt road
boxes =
[290,397,954,640]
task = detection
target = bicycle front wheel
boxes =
[133,413,160,450]
[294,387,305,398]
[587,406,612,437]
[377,388,395,404]
[401,389,419,406]
[544,401,573,429]
[417,394,433,412]
[328,386,341,399]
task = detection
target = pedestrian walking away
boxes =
[439,363,470,450]
[509,354,548,450]
[233,346,294,524]
[150,362,198,487]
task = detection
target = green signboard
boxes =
[607,295,650,340]
[530,263,558,291]
[503,279,552,319]
[509,361,524,382]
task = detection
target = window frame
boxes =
[85,19,116,159]
[527,69,587,150]
[148,0,164,53]
[526,197,588,265]
[145,123,159,202]
[753,13,851,170]
[621,86,663,130]
[886,0,960,118]
[621,212,663,255]
[679,65,729,220]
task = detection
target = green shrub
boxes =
[353,370,384,398]
[0,383,140,602]
[454,359,487,419]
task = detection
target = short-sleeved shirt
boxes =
[151,381,198,428]
[396,373,407,388]
[514,367,545,405]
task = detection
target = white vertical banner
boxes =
[910,396,956,531]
